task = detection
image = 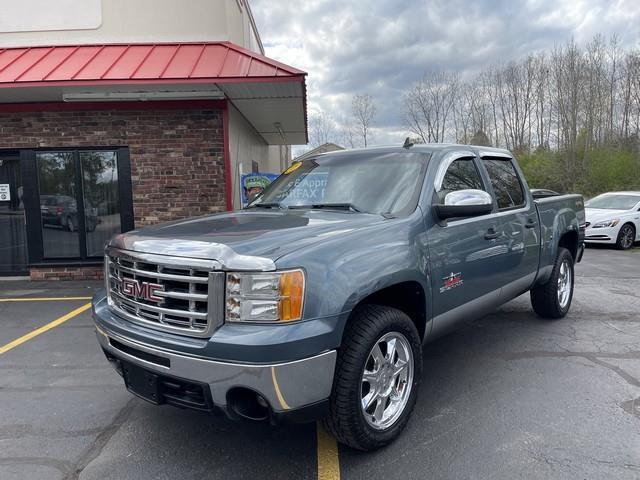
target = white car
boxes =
[584,191,640,250]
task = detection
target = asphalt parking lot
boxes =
[1,246,639,480]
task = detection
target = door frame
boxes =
[0,152,28,276]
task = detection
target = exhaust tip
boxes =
[227,388,271,422]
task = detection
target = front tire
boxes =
[530,247,574,319]
[323,305,422,451]
[616,223,635,250]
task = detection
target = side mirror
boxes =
[434,189,493,220]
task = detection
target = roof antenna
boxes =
[403,137,414,149]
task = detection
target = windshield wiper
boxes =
[247,202,287,209]
[290,203,363,213]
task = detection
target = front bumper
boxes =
[584,225,618,244]
[93,299,337,421]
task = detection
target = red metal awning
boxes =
[0,42,308,145]
[0,42,305,86]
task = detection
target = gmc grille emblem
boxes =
[121,278,164,303]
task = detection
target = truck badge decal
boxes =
[121,278,165,303]
[440,272,463,293]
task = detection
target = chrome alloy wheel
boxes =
[557,258,572,309]
[360,332,414,430]
[620,225,635,249]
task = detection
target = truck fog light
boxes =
[225,270,305,323]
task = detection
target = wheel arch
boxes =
[345,280,429,342]
[558,229,579,261]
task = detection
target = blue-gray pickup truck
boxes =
[92,144,585,450]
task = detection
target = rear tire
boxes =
[530,247,574,319]
[616,223,635,250]
[323,305,422,451]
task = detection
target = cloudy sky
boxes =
[251,0,640,150]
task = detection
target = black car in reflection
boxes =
[40,195,98,232]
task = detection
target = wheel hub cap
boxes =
[360,332,414,430]
[557,258,572,309]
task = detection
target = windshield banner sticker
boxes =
[283,161,302,175]
[440,272,463,293]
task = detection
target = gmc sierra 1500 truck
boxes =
[92,144,585,451]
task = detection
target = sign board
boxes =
[0,0,102,33]
[241,173,279,206]
[0,184,10,202]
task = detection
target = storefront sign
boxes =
[0,184,10,201]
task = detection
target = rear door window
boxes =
[482,159,525,210]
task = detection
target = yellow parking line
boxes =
[317,422,340,480]
[0,297,92,302]
[0,303,91,355]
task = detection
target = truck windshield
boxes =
[585,194,640,210]
[248,151,430,216]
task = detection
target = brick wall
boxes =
[0,106,227,225]
[1,106,227,280]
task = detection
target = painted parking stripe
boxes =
[317,422,340,480]
[0,297,92,302]
[0,303,91,355]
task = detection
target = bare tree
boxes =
[351,94,377,147]
[403,71,459,143]
[397,34,640,191]
[308,110,337,148]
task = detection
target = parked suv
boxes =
[92,144,585,450]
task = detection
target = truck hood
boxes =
[108,209,386,269]
[585,208,628,224]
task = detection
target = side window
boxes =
[438,158,484,201]
[482,159,525,210]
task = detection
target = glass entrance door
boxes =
[0,156,28,275]
[36,150,124,260]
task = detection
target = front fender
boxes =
[275,213,431,341]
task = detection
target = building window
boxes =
[23,147,133,265]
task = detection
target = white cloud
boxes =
[251,0,640,149]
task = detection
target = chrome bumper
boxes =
[95,324,337,413]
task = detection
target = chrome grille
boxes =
[105,248,224,337]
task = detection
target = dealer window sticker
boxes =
[283,161,302,175]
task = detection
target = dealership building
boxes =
[0,0,307,280]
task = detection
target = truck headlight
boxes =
[592,219,619,228]
[225,270,305,323]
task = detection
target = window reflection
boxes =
[38,152,80,258]
[482,159,525,210]
[38,150,122,259]
[81,151,121,257]
[439,159,485,201]
[0,158,27,274]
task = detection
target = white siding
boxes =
[228,104,289,208]
[0,0,263,53]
